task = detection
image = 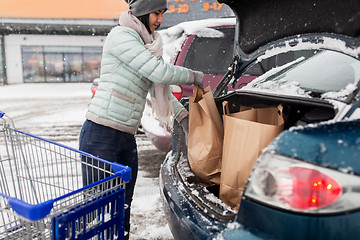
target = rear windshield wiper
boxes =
[335,79,360,120]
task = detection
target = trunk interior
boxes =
[174,91,336,221]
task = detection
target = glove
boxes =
[179,116,189,146]
[190,70,204,89]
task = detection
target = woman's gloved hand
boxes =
[189,70,204,89]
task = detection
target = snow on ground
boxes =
[0,83,173,239]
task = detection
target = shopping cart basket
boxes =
[0,111,131,239]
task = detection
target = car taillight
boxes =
[277,167,341,210]
[170,85,183,100]
[91,85,98,95]
[244,153,360,214]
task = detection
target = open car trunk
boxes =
[164,0,360,226]
[172,90,336,221]
[160,0,360,238]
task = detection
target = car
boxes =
[141,18,238,152]
[159,0,360,239]
[167,18,236,99]
[91,78,100,97]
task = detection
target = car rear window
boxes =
[183,27,234,75]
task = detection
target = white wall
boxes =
[4,34,106,84]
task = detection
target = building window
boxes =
[22,46,48,83]
[22,46,102,83]
[83,47,102,82]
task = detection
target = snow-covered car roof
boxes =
[159,17,235,63]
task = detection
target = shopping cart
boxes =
[0,111,131,239]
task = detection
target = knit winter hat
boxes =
[125,0,168,17]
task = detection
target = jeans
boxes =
[79,120,138,231]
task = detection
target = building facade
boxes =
[0,18,117,84]
[0,0,127,85]
[0,0,233,85]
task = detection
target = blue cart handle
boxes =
[8,197,54,221]
[0,111,4,118]
[112,164,132,182]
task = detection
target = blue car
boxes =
[159,0,360,239]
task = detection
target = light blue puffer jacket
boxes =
[86,26,195,135]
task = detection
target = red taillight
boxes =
[170,85,183,100]
[278,167,342,210]
[245,154,359,214]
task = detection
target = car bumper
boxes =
[238,197,360,239]
[159,153,264,240]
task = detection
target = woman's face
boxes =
[148,9,166,33]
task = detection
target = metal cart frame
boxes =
[0,111,131,239]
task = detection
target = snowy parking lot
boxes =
[0,82,173,239]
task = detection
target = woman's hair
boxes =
[138,14,151,34]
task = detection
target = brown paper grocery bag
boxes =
[219,101,284,210]
[188,85,223,185]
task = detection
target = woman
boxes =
[79,0,204,238]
